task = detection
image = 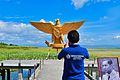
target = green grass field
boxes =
[88,48,120,60]
[0,46,120,61]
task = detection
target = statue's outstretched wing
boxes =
[61,20,85,34]
[30,22,53,34]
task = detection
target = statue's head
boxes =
[55,18,60,25]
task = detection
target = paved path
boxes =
[36,60,95,80]
[36,60,63,80]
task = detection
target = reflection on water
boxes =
[0,69,34,80]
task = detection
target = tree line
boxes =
[0,42,17,46]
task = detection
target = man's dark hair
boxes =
[67,30,79,43]
[108,60,113,65]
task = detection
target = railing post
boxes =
[91,64,94,76]
[34,64,36,80]
[40,60,41,69]
[1,63,5,80]
[88,64,90,74]
[42,59,44,65]
[2,69,5,80]
[7,69,10,80]
[94,57,96,64]
[28,69,31,80]
[18,62,23,80]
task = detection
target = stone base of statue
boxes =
[45,40,65,49]
[45,40,65,59]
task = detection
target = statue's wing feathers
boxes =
[30,22,53,34]
[61,20,85,34]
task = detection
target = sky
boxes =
[0,0,120,47]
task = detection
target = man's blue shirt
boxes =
[58,44,90,80]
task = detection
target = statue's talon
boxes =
[45,40,51,47]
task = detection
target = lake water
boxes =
[0,69,34,80]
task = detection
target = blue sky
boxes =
[0,0,120,47]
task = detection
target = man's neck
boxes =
[69,42,78,45]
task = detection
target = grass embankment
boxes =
[0,46,58,61]
[88,48,120,60]
[0,46,120,61]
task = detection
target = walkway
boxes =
[36,60,95,80]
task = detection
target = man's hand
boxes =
[64,42,69,48]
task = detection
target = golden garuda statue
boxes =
[30,19,85,49]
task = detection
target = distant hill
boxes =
[1,42,120,48]
[0,42,38,49]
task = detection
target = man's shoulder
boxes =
[67,45,87,50]
[79,46,88,52]
[61,48,68,52]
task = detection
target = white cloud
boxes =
[39,19,46,22]
[100,0,111,2]
[114,35,120,39]
[71,0,112,9]
[0,21,29,33]
[0,20,50,46]
[0,33,6,40]
[39,19,54,24]
[4,16,31,19]
[26,40,39,44]
[0,21,7,27]
[98,16,109,22]
[0,33,4,36]
[101,16,108,20]
[49,21,54,25]
[71,0,88,9]
[92,0,111,3]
